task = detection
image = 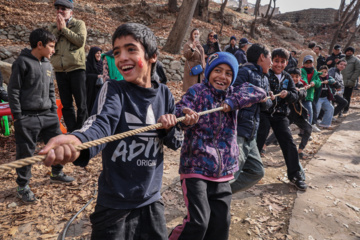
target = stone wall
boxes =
[0,24,188,83]
[273,8,337,25]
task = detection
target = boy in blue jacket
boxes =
[169,52,266,240]
[41,23,192,240]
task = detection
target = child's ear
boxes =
[37,41,43,49]
[149,54,157,63]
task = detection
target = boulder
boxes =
[0,61,12,85]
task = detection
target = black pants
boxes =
[288,113,312,150]
[56,70,88,132]
[257,113,302,180]
[169,178,232,240]
[333,94,348,116]
[90,201,167,240]
[14,112,63,187]
[343,87,353,112]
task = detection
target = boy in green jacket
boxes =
[301,55,322,132]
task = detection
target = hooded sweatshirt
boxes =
[8,48,56,119]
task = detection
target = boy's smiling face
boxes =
[113,35,156,88]
[290,74,300,84]
[319,69,328,77]
[208,64,233,90]
[272,56,287,74]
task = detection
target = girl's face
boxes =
[192,30,200,41]
[208,64,233,91]
[95,51,102,62]
[113,35,156,88]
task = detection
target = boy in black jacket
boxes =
[40,23,196,240]
[256,48,307,191]
[8,28,74,204]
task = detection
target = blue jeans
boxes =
[230,136,264,193]
[316,97,334,127]
[302,100,313,124]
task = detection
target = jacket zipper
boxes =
[213,110,223,177]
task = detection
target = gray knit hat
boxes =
[54,0,74,10]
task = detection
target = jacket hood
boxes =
[20,48,50,62]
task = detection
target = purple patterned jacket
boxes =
[176,81,266,178]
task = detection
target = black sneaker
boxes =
[290,176,307,191]
[50,172,75,183]
[17,185,37,204]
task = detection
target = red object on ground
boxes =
[56,99,67,134]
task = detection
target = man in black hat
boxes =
[49,0,88,132]
[341,46,360,114]
[234,37,252,66]
[326,44,344,69]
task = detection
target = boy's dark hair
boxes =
[319,65,328,71]
[112,23,159,76]
[271,48,289,60]
[291,50,297,55]
[29,28,56,49]
[315,45,323,50]
[287,67,301,76]
[308,41,316,49]
[246,43,270,64]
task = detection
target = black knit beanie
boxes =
[344,46,355,54]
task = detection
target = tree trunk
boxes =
[220,0,228,15]
[264,0,271,18]
[194,0,210,22]
[236,0,242,12]
[219,0,228,34]
[250,0,261,38]
[168,0,178,12]
[336,0,346,22]
[344,24,360,49]
[328,0,360,54]
[163,0,199,54]
[266,0,275,25]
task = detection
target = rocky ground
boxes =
[1,84,360,240]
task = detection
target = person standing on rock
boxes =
[48,0,87,132]
[341,47,360,115]
[203,31,221,62]
[182,28,205,92]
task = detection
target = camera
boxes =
[214,34,218,40]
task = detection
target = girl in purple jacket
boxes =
[169,52,266,240]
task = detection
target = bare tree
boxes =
[266,0,276,25]
[264,0,272,18]
[163,0,199,54]
[194,0,210,22]
[250,0,261,38]
[335,0,346,22]
[168,0,178,13]
[329,0,360,54]
[219,0,229,34]
[236,0,242,12]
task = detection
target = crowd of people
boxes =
[1,0,360,239]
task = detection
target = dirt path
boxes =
[1,91,360,239]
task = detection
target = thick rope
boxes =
[0,107,224,173]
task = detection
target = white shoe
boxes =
[312,124,321,132]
